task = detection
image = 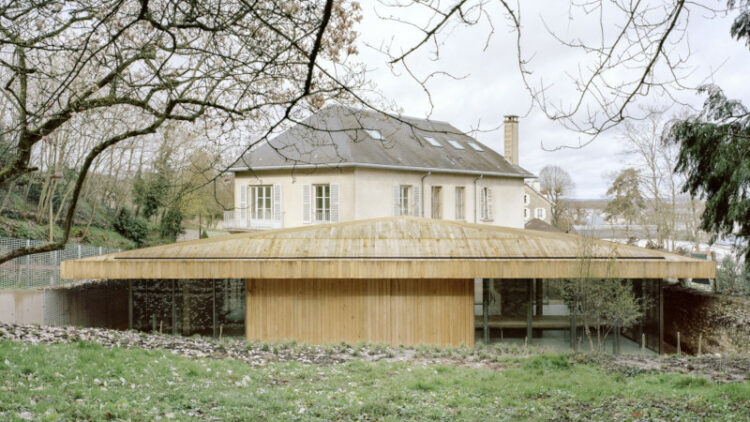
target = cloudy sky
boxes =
[352,1,750,198]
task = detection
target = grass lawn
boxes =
[1,340,749,421]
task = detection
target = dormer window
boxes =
[468,141,484,151]
[365,129,384,141]
[424,136,442,147]
[447,139,465,150]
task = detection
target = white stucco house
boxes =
[224,106,536,231]
[523,181,553,225]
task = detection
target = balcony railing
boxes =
[223,210,283,231]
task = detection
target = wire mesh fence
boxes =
[0,237,121,290]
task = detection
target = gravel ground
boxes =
[1,322,748,382]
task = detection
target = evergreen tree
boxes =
[667,4,750,265]
[159,207,185,242]
[604,168,645,241]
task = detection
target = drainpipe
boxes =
[473,174,483,223]
[420,172,431,217]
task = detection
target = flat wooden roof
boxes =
[61,217,716,279]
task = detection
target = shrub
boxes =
[716,255,750,296]
[113,208,149,246]
[159,207,184,242]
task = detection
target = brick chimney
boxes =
[504,115,519,165]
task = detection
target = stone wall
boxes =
[663,285,750,355]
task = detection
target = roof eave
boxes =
[228,162,530,178]
[61,257,716,280]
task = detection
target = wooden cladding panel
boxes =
[62,258,717,280]
[245,279,473,347]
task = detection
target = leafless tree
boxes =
[538,165,575,228]
[621,107,679,249]
[0,0,363,263]
[375,0,735,145]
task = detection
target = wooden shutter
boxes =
[302,184,311,224]
[330,184,339,222]
[272,184,282,222]
[412,185,420,216]
[393,185,400,216]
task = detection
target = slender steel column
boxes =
[171,280,177,335]
[128,280,133,330]
[658,279,664,355]
[570,298,576,351]
[212,279,217,338]
[526,279,533,342]
[482,279,489,344]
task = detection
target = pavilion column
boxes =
[570,297,577,351]
[535,279,543,317]
[482,279,489,344]
[171,280,177,335]
[526,279,533,342]
[212,279,217,338]
[128,280,133,330]
[636,279,644,347]
[658,279,664,355]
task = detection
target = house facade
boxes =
[225,107,534,231]
[522,181,553,224]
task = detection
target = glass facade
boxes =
[476,278,661,354]
[130,279,246,337]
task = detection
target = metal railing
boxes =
[0,237,121,290]
[222,210,283,231]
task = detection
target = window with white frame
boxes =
[524,207,530,219]
[455,186,465,220]
[314,184,331,222]
[523,193,530,205]
[398,185,410,216]
[480,187,493,221]
[251,185,273,220]
[535,207,546,219]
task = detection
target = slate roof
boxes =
[524,218,563,233]
[230,105,534,178]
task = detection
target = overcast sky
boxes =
[352,1,750,198]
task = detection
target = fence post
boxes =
[99,246,103,255]
[54,250,58,285]
[25,239,30,288]
[77,245,81,259]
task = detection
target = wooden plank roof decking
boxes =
[60,217,716,280]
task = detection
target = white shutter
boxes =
[479,188,487,220]
[239,185,248,223]
[412,185,420,216]
[330,184,339,222]
[302,184,311,224]
[486,188,494,220]
[272,184,282,221]
[393,185,400,216]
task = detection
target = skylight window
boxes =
[424,136,442,147]
[447,139,465,150]
[365,129,384,141]
[468,141,484,152]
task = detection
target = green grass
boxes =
[1,340,748,421]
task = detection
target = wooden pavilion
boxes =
[61,217,715,348]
